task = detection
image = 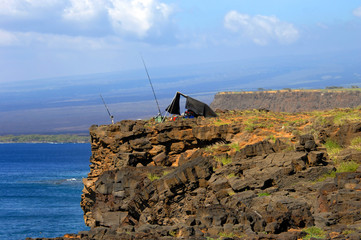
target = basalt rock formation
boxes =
[28,110,361,240]
[211,90,361,112]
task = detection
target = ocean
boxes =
[0,143,91,240]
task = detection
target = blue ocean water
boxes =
[0,143,91,240]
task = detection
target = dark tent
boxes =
[165,92,217,117]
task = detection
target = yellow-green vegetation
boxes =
[337,161,359,172]
[258,192,271,197]
[332,109,361,126]
[147,173,160,181]
[268,135,276,143]
[244,119,255,133]
[324,139,342,159]
[214,118,228,126]
[228,190,236,196]
[316,161,359,182]
[302,226,326,240]
[351,136,361,151]
[227,173,236,179]
[215,156,232,165]
[168,230,177,237]
[162,170,172,176]
[229,142,240,151]
[219,232,235,238]
[342,229,355,235]
[205,143,223,153]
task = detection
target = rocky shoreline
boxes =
[27,109,361,240]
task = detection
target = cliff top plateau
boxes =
[28,106,361,240]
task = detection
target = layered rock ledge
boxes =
[28,109,361,240]
[211,90,361,112]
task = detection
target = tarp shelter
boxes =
[165,92,217,117]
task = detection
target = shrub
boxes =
[258,192,271,197]
[227,173,236,179]
[147,173,160,181]
[215,156,232,165]
[302,226,326,240]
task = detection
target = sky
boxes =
[1,0,361,134]
[1,0,361,82]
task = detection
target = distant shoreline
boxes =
[0,134,90,144]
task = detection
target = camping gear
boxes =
[100,94,114,124]
[166,92,217,118]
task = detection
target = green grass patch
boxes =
[268,135,276,143]
[219,232,235,238]
[258,192,271,197]
[337,161,359,172]
[229,142,240,152]
[227,173,236,179]
[324,139,342,159]
[302,226,326,239]
[315,161,359,182]
[244,120,255,133]
[351,136,361,151]
[147,173,160,181]
[214,119,228,126]
[215,156,232,166]
[333,110,361,126]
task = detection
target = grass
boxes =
[351,136,361,151]
[219,232,235,238]
[229,142,240,151]
[315,161,359,182]
[147,173,160,181]
[215,156,232,166]
[324,139,342,159]
[227,173,236,179]
[214,118,228,126]
[258,192,271,197]
[302,226,326,239]
[333,110,361,126]
[268,135,276,143]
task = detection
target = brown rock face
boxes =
[81,118,241,227]
[73,117,361,240]
[211,90,361,112]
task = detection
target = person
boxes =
[184,109,197,118]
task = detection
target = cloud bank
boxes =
[0,0,174,39]
[353,6,361,17]
[224,10,299,45]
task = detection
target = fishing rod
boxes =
[140,55,163,120]
[100,94,114,124]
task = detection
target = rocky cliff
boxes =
[28,108,361,240]
[210,90,361,112]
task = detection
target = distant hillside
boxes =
[211,89,361,112]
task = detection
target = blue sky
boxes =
[1,0,361,134]
[1,0,361,82]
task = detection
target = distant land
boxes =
[1,52,361,135]
[0,134,90,143]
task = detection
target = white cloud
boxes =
[63,0,104,21]
[224,10,299,45]
[353,6,361,17]
[107,0,173,38]
[0,29,18,46]
[0,0,61,16]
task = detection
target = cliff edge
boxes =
[28,108,361,240]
